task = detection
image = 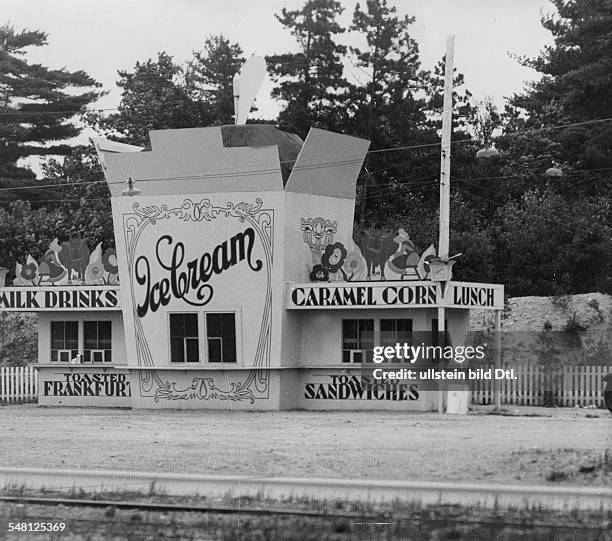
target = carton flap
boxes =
[285,128,370,198]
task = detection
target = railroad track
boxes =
[0,493,609,536]
[0,495,367,519]
[1,467,610,511]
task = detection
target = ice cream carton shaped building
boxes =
[0,120,503,411]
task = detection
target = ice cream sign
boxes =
[134,227,262,317]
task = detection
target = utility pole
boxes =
[494,309,502,411]
[437,35,454,414]
[438,34,454,258]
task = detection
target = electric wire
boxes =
[1,163,609,196]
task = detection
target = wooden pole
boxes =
[437,35,454,414]
[494,309,502,411]
[438,34,454,259]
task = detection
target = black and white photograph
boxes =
[0,0,610,539]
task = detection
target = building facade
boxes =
[0,124,503,411]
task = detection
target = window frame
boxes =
[82,320,113,364]
[341,318,414,364]
[50,320,79,363]
[380,318,413,363]
[341,318,375,364]
[203,311,240,365]
[168,312,201,364]
[165,310,243,365]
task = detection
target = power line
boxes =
[500,117,612,137]
[0,180,106,193]
[1,162,610,196]
[0,108,117,116]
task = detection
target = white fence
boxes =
[471,365,609,407]
[0,366,38,404]
[0,365,608,408]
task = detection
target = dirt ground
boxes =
[0,405,610,486]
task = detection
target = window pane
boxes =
[84,321,97,349]
[221,314,236,363]
[342,320,358,340]
[205,313,236,363]
[206,313,221,336]
[98,322,112,349]
[397,319,413,334]
[104,350,112,363]
[381,319,412,346]
[186,338,199,362]
[223,339,236,364]
[380,319,396,346]
[185,314,198,337]
[342,319,374,363]
[359,320,374,348]
[65,322,79,349]
[380,319,395,333]
[170,337,185,363]
[221,313,234,335]
[51,322,64,349]
[208,337,222,362]
[169,314,185,337]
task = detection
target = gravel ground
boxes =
[0,405,610,486]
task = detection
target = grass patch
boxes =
[0,488,610,541]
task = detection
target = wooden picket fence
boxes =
[0,366,38,404]
[471,365,609,407]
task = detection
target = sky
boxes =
[5,0,556,132]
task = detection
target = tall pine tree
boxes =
[0,24,102,203]
[347,0,433,226]
[503,0,612,197]
[92,52,203,147]
[267,0,348,138]
[185,35,245,126]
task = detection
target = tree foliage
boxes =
[267,0,348,138]
[495,188,612,295]
[502,0,612,197]
[91,52,203,146]
[42,146,114,249]
[185,35,245,125]
[0,24,102,203]
[2,1,611,297]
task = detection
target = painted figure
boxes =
[355,230,398,279]
[386,229,421,280]
[300,217,337,254]
[39,240,68,285]
[58,238,90,283]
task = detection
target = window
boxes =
[431,319,449,346]
[50,321,78,362]
[83,321,112,363]
[381,319,412,362]
[170,313,199,363]
[206,313,236,363]
[342,319,374,363]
